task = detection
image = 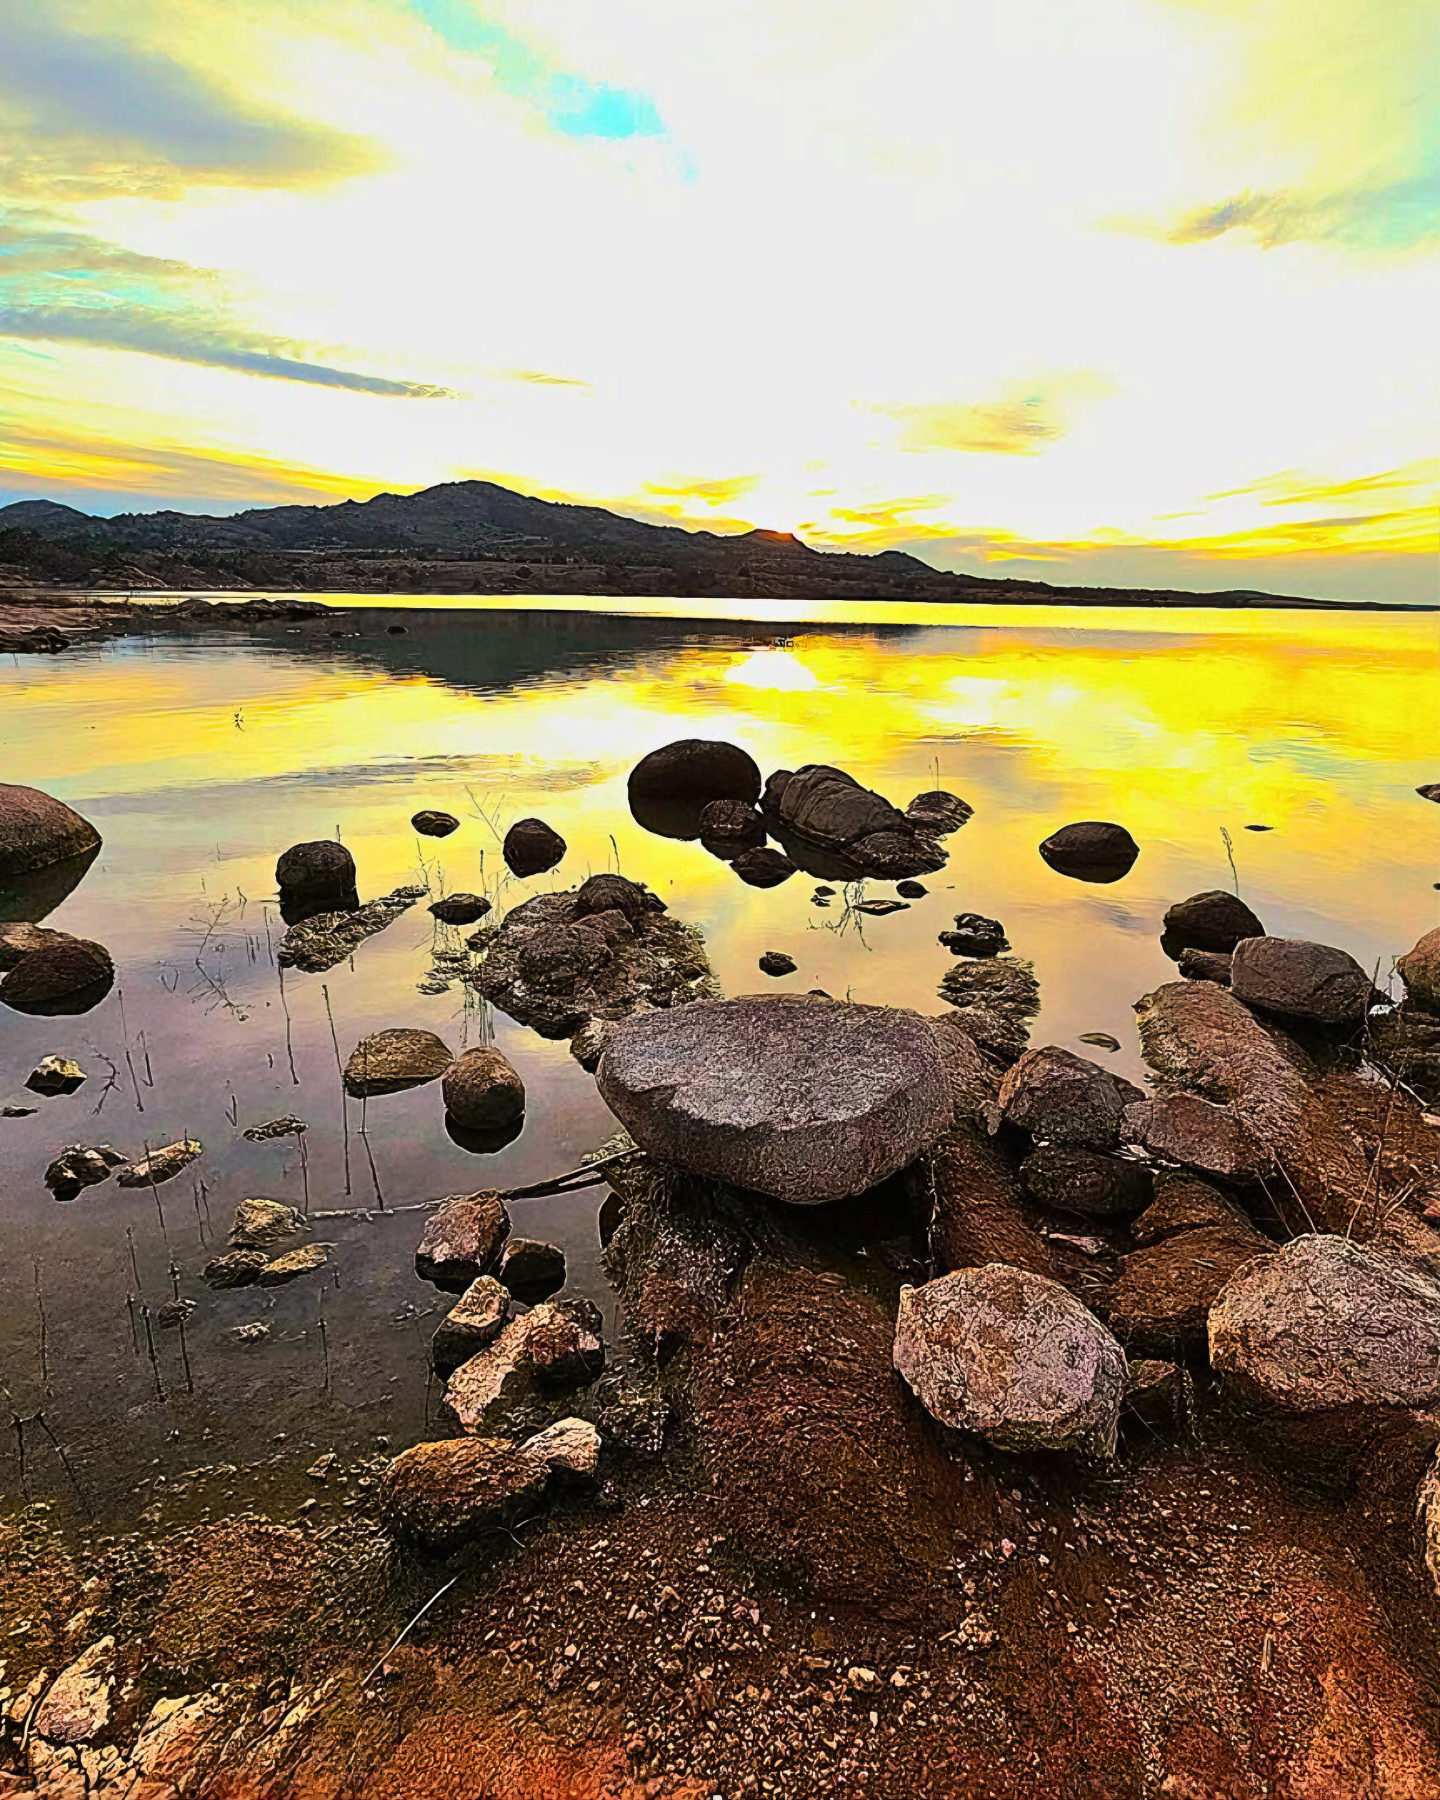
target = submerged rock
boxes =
[45,1143,125,1202]
[258,1243,329,1285]
[763,764,947,879]
[1162,890,1265,953]
[731,846,796,888]
[698,798,767,855]
[896,879,928,899]
[998,1046,1145,1150]
[0,933,114,1012]
[415,1191,511,1289]
[276,887,421,974]
[203,1250,269,1289]
[894,1265,1128,1458]
[937,957,1040,1065]
[1039,821,1139,882]
[597,995,952,1204]
[431,1276,509,1372]
[503,817,566,877]
[229,1197,305,1248]
[378,1417,600,1550]
[116,1138,201,1187]
[905,790,973,835]
[442,1047,525,1130]
[25,1054,85,1095]
[940,914,1009,957]
[411,810,459,837]
[1209,1234,1440,1414]
[429,893,490,926]
[343,1027,453,1097]
[1230,935,1374,1031]
[0,783,102,877]
[628,739,761,806]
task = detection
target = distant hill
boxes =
[0,477,1354,607]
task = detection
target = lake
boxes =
[1,596,1435,1521]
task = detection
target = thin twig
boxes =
[359,1578,458,1691]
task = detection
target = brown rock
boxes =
[1105,1224,1271,1354]
[1177,947,1233,985]
[998,1045,1145,1150]
[442,1047,525,1130]
[258,1243,329,1285]
[905,790,973,834]
[1038,821,1139,882]
[116,1138,201,1187]
[573,873,658,922]
[431,1276,508,1372]
[45,1142,125,1202]
[415,1191,511,1288]
[1121,1092,1266,1181]
[0,783,102,876]
[0,921,62,971]
[411,810,458,837]
[378,1418,600,1550]
[443,1301,603,1430]
[1162,890,1265,953]
[1230,935,1374,1031]
[628,739,761,804]
[731,845,796,888]
[275,839,356,898]
[31,1638,113,1745]
[343,1027,453,1096]
[0,934,113,1010]
[765,764,946,878]
[502,817,566,877]
[25,1054,85,1095]
[428,893,490,926]
[1020,1146,1153,1217]
[1419,1450,1440,1603]
[203,1250,268,1289]
[229,1197,305,1248]
[1130,1173,1253,1244]
[698,798,766,854]
[1398,927,1440,1014]
[497,1237,566,1300]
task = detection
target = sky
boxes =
[0,0,1435,602]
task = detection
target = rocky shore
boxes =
[3,741,1440,1798]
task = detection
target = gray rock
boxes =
[1122,1092,1266,1181]
[229,1197,305,1248]
[503,817,566,877]
[378,1417,600,1550]
[442,1047,525,1130]
[596,995,953,1204]
[0,783,102,877]
[1038,821,1139,881]
[25,1055,85,1096]
[429,893,490,926]
[628,739,761,805]
[415,1191,511,1289]
[432,1276,509,1372]
[45,1143,125,1202]
[411,810,459,837]
[1020,1146,1153,1217]
[1209,1234,1440,1413]
[1398,928,1440,1014]
[1162,890,1265,953]
[997,1045,1145,1150]
[343,1027,453,1097]
[894,1265,1127,1457]
[1230,935,1374,1030]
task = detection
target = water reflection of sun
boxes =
[723,649,820,692]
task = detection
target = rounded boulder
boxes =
[503,818,566,878]
[443,1047,526,1131]
[0,784,102,877]
[275,840,356,897]
[1162,890,1265,954]
[0,934,114,1013]
[1039,821,1139,883]
[1229,935,1374,1030]
[628,739,761,805]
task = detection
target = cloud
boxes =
[642,473,763,506]
[0,217,454,396]
[871,375,1115,456]
[1204,459,1440,507]
[1150,181,1440,253]
[0,13,384,198]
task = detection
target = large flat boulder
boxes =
[894,1265,1128,1457]
[997,1045,1144,1150]
[343,1028,453,1097]
[596,994,952,1203]
[0,784,101,877]
[762,765,947,879]
[1230,935,1374,1031]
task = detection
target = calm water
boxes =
[1,598,1436,1518]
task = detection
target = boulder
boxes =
[896,880,927,898]
[503,817,566,878]
[1121,1093,1266,1182]
[229,1197,304,1248]
[1398,927,1440,1014]
[0,921,62,970]
[1208,1234,1440,1414]
[731,846,796,888]
[0,783,102,877]
[573,873,660,922]
[894,1266,1128,1457]
[1020,1146,1153,1217]
[203,1250,268,1289]
[276,886,421,974]
[628,739,761,805]
[415,1191,511,1289]
[764,765,946,878]
[1162,890,1265,953]
[596,995,953,1204]
[0,934,113,1012]
[940,914,1009,958]
[429,893,490,926]
[698,798,767,855]
[758,951,796,977]
[997,1045,1145,1150]
[343,1028,453,1097]
[905,791,973,835]
[1039,821,1139,882]
[258,1244,329,1285]
[431,1276,508,1372]
[31,1638,114,1745]
[378,1418,600,1551]
[1177,947,1233,985]
[411,810,459,837]
[117,1138,201,1187]
[1130,1173,1253,1244]
[1229,936,1374,1031]
[937,957,1040,1065]
[45,1143,125,1202]
[1105,1222,1272,1354]
[1369,1005,1440,1108]
[275,840,356,900]
[25,1055,85,1096]
[442,1047,525,1130]
[444,1300,604,1431]
[497,1238,566,1300]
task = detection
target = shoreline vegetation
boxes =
[0,479,1429,616]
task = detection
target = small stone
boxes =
[432,1276,509,1371]
[204,1250,268,1289]
[343,1028,453,1097]
[416,1191,511,1289]
[847,1666,879,1693]
[1039,821,1139,882]
[231,1321,270,1341]
[940,914,1009,957]
[241,1114,307,1142]
[854,899,908,916]
[442,1048,526,1131]
[229,1197,305,1248]
[412,810,459,837]
[896,880,927,898]
[731,846,796,888]
[257,1243,330,1285]
[430,893,491,926]
[116,1139,201,1187]
[25,1055,85,1096]
[758,951,797,977]
[156,1299,195,1329]
[497,1238,567,1301]
[307,1453,337,1482]
[45,1143,125,1202]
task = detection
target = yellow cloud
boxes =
[871,376,1115,457]
[641,473,763,507]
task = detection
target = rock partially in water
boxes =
[116,1138,201,1187]
[1416,782,1440,804]
[276,887,420,974]
[1122,1092,1266,1181]
[1230,935,1375,1031]
[1039,821,1139,883]
[0,783,102,877]
[936,957,1040,1066]
[940,914,1009,957]
[1398,927,1440,1014]
[275,840,356,911]
[343,1027,453,1097]
[0,933,114,1014]
[1162,890,1266,954]
[431,1276,509,1372]
[442,1047,525,1130]
[258,1243,329,1285]
[157,1298,196,1329]
[763,765,947,879]
[731,846,797,888]
[629,738,761,806]
[378,1417,600,1550]
[415,1191,511,1289]
[203,1250,269,1289]
[758,950,796,977]
[45,1143,125,1202]
[896,879,928,899]
[411,810,459,837]
[443,1300,604,1432]
[1021,1146,1153,1217]
[502,816,566,878]
[905,790,973,835]
[497,1237,566,1301]
[0,921,62,970]
[229,1197,305,1248]
[474,886,716,1038]
[998,1046,1145,1150]
[894,1265,1128,1458]
[241,1114,307,1142]
[429,893,490,926]
[25,1054,85,1096]
[597,994,952,1204]
[698,798,767,856]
